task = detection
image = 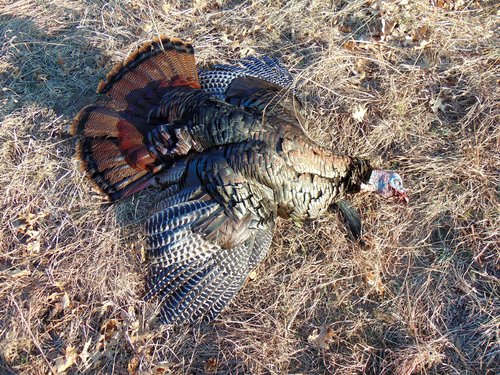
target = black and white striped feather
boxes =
[199,56,295,100]
[145,173,274,324]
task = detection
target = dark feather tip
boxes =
[335,199,363,242]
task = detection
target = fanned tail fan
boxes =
[71,36,200,201]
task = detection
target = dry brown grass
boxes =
[1,0,499,373]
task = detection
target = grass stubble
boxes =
[0,0,498,373]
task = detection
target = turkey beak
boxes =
[399,190,409,204]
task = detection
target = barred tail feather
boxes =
[72,35,200,201]
[72,97,159,201]
[97,35,200,99]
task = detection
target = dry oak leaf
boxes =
[343,40,358,51]
[308,325,335,349]
[54,345,78,374]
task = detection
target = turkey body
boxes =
[72,36,372,324]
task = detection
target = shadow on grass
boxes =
[0,12,104,120]
[0,8,105,374]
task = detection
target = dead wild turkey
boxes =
[72,36,408,324]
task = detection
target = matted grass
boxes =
[0,0,498,373]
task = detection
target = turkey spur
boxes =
[72,35,408,324]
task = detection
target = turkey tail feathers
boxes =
[97,35,200,99]
[72,36,200,201]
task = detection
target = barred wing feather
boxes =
[199,56,294,100]
[145,182,275,324]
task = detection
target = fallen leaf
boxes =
[415,39,430,50]
[79,338,92,367]
[343,41,357,51]
[94,318,123,362]
[308,325,335,349]
[366,270,385,296]
[128,356,140,374]
[152,363,170,374]
[248,270,257,281]
[436,0,449,9]
[354,59,371,79]
[62,292,72,310]
[381,18,396,40]
[430,96,447,114]
[101,319,121,343]
[14,211,48,254]
[27,239,41,254]
[352,105,367,122]
[204,357,218,373]
[54,345,78,374]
